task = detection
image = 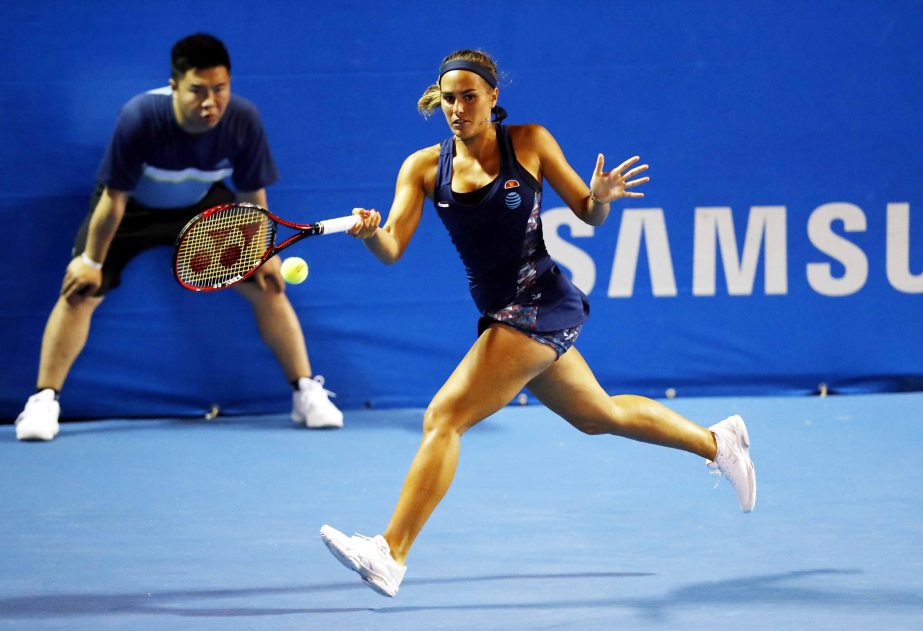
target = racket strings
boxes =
[175,205,275,289]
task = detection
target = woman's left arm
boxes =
[526,124,649,226]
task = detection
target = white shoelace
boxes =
[309,375,337,398]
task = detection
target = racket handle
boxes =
[320,215,359,235]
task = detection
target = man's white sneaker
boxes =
[706,414,756,512]
[15,389,60,442]
[320,524,407,597]
[292,376,343,429]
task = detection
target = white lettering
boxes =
[540,201,908,300]
[693,206,788,296]
[608,209,677,297]
[886,202,923,293]
[806,202,868,296]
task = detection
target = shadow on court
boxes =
[0,572,642,619]
[3,569,922,622]
[383,569,923,620]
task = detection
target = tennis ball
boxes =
[281,257,309,284]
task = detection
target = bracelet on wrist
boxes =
[81,252,103,270]
[589,191,609,206]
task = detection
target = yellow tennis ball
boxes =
[281,257,309,284]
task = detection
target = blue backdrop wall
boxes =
[2,1,921,419]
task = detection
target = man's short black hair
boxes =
[171,33,231,81]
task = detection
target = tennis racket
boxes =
[173,202,358,291]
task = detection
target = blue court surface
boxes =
[2,392,922,630]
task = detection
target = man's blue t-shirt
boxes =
[96,87,279,209]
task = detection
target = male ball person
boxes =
[14,33,342,441]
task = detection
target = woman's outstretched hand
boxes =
[590,154,650,203]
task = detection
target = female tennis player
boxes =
[321,50,756,597]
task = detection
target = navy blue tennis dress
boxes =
[433,124,589,354]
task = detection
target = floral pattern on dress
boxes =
[486,195,544,331]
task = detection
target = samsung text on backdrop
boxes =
[543,203,921,297]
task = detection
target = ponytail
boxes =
[417,83,442,118]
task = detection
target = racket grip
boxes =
[320,215,360,235]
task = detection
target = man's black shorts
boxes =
[73,183,235,295]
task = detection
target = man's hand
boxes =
[61,255,102,305]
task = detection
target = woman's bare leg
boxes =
[526,346,718,459]
[383,324,557,563]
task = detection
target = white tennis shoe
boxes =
[320,525,407,597]
[292,376,343,429]
[707,414,757,512]
[15,389,60,442]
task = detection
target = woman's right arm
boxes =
[351,147,437,265]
